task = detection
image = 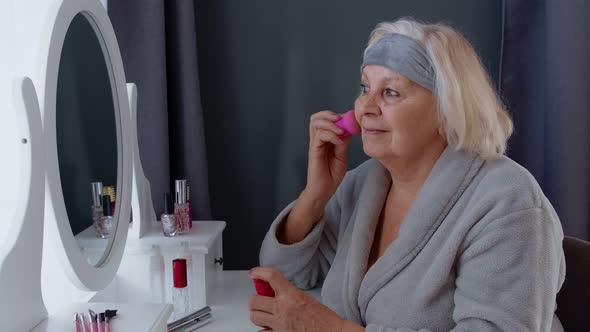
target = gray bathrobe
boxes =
[260,147,566,331]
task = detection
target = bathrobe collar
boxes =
[341,147,484,324]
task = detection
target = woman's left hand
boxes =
[248,267,347,332]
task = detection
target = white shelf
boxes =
[77,221,226,254]
[31,302,173,332]
[130,220,226,253]
[89,220,226,311]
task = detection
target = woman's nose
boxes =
[357,93,380,116]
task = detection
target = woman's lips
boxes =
[363,128,388,134]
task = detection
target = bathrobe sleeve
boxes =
[259,181,348,290]
[365,206,565,332]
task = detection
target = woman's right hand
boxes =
[277,111,353,244]
[278,111,353,244]
[304,111,352,205]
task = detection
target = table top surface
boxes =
[32,270,319,332]
[198,270,259,331]
[200,270,322,331]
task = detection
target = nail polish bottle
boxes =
[172,258,191,320]
[161,193,178,237]
[91,182,104,236]
[174,180,190,234]
[103,185,116,216]
[98,195,113,238]
[99,312,106,332]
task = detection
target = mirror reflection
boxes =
[56,13,118,266]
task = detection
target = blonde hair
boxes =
[365,18,513,160]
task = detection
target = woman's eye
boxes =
[385,88,399,98]
[359,84,369,95]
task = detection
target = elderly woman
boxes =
[248,18,565,331]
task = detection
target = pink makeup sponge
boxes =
[334,110,360,137]
[253,279,275,297]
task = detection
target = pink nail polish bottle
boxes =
[174,180,191,234]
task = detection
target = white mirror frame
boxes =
[128,83,158,239]
[37,0,132,291]
[0,77,47,332]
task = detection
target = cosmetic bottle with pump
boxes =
[174,180,190,234]
[98,195,113,238]
[161,193,177,237]
[91,182,104,237]
[172,258,191,320]
[174,242,192,311]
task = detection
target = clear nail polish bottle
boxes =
[91,182,103,236]
[174,180,190,234]
[161,193,178,237]
[172,258,191,320]
[98,195,113,238]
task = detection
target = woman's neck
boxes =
[382,141,447,199]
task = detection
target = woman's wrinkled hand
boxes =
[248,267,346,332]
[305,111,352,205]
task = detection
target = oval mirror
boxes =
[56,13,118,266]
[40,0,132,291]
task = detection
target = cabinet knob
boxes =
[214,257,224,265]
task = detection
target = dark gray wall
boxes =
[194,0,504,270]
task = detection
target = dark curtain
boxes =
[500,0,590,240]
[194,1,502,269]
[108,0,211,220]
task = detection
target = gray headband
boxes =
[362,33,435,92]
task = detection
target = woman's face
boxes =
[354,65,443,163]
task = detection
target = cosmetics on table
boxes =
[161,193,178,237]
[89,310,98,332]
[91,182,104,237]
[97,195,113,239]
[104,310,117,330]
[172,258,191,320]
[103,185,116,216]
[74,313,82,332]
[74,309,116,332]
[167,306,213,332]
[99,312,106,332]
[81,313,91,332]
[174,180,190,234]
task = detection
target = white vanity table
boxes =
[1,0,297,330]
[0,0,195,331]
